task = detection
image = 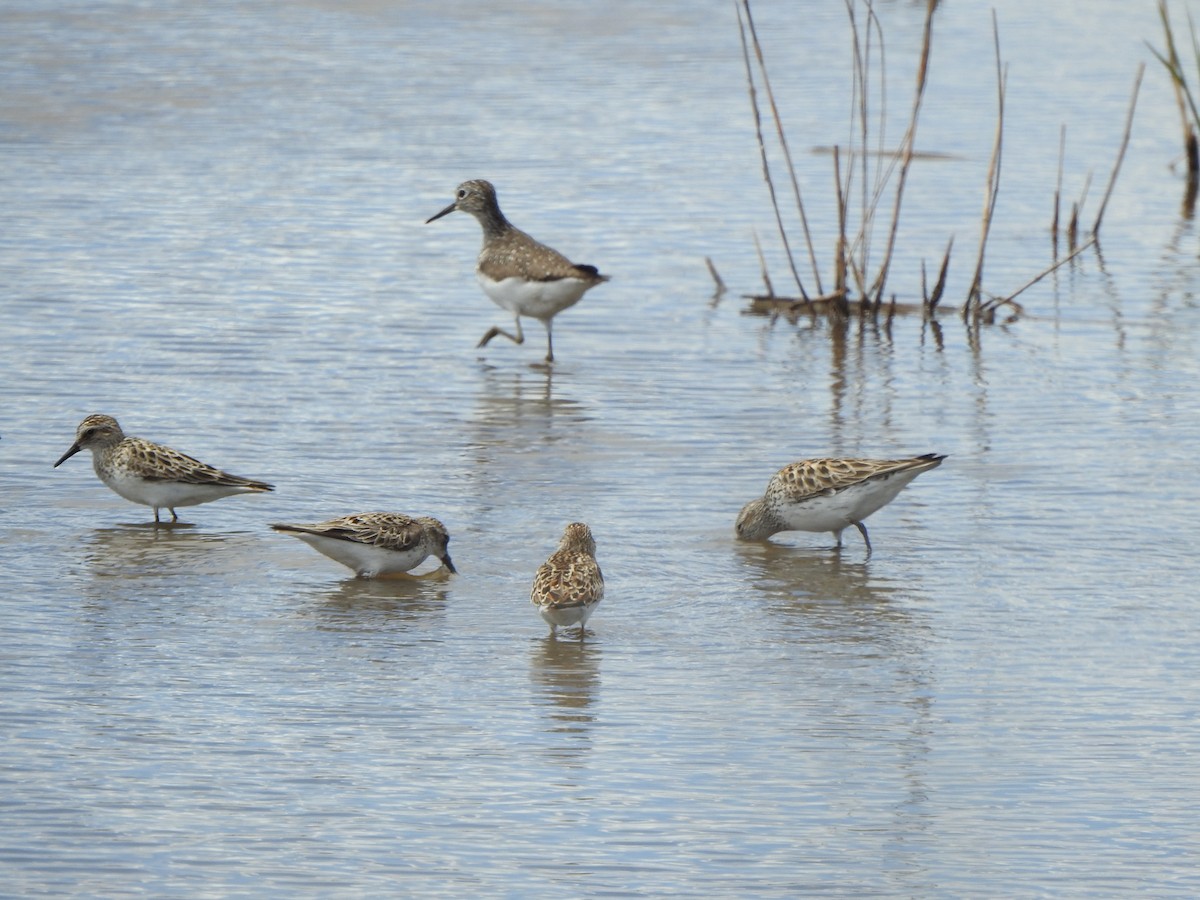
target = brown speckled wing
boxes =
[129,440,268,489]
[774,457,931,500]
[478,228,602,283]
[311,514,425,551]
[531,551,605,610]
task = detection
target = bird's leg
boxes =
[477,316,525,348]
[154,507,161,524]
[833,528,844,550]
[854,521,872,553]
[170,508,179,524]
[544,320,555,364]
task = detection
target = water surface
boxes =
[2,1,1198,895]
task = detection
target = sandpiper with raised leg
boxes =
[426,179,609,364]
[531,522,604,637]
[271,513,456,578]
[736,454,945,552]
[53,414,274,524]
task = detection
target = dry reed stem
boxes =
[737,2,810,302]
[928,236,952,313]
[966,12,1005,315]
[1068,170,1090,251]
[842,1,864,286]
[705,257,727,297]
[1076,171,1093,218]
[1185,161,1198,216]
[1052,124,1065,240]
[841,2,898,296]
[752,229,774,298]
[836,1,926,306]
[1150,0,1200,178]
[740,1,823,295]
[999,235,1097,304]
[833,146,848,296]
[867,0,935,303]
[1189,9,1200,178]
[841,0,880,291]
[1091,63,1144,235]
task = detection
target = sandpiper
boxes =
[531,522,604,636]
[271,513,456,578]
[53,414,274,523]
[736,454,945,551]
[426,179,609,363]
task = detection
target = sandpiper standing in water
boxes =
[271,513,456,579]
[531,522,605,637]
[426,179,609,364]
[736,454,945,552]
[53,414,274,524]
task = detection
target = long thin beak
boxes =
[425,202,457,224]
[440,553,457,574]
[53,442,82,468]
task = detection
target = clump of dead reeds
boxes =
[1043,65,1142,287]
[726,0,1140,332]
[1147,0,1200,213]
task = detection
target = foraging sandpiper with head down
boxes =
[271,513,456,579]
[736,454,946,552]
[53,414,274,524]
[426,179,609,363]
[531,522,605,637]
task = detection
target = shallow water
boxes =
[2,0,1199,895]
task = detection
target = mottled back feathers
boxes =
[531,522,604,615]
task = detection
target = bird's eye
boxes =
[457,189,468,199]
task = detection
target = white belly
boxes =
[477,273,591,320]
[101,470,246,509]
[778,473,920,532]
[777,491,861,533]
[538,602,598,628]
[292,532,427,578]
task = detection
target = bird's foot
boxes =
[477,326,524,348]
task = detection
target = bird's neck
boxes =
[474,208,512,241]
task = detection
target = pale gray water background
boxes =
[2,0,1199,895]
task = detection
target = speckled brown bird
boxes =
[271,513,455,578]
[426,179,609,363]
[736,454,945,551]
[530,522,605,637]
[53,414,273,524]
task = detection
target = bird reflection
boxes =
[529,634,601,767]
[733,539,921,641]
[82,523,241,578]
[471,365,590,439]
[734,537,935,844]
[307,576,450,632]
[466,363,594,523]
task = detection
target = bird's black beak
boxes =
[53,442,83,468]
[425,202,457,224]
[440,553,457,575]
